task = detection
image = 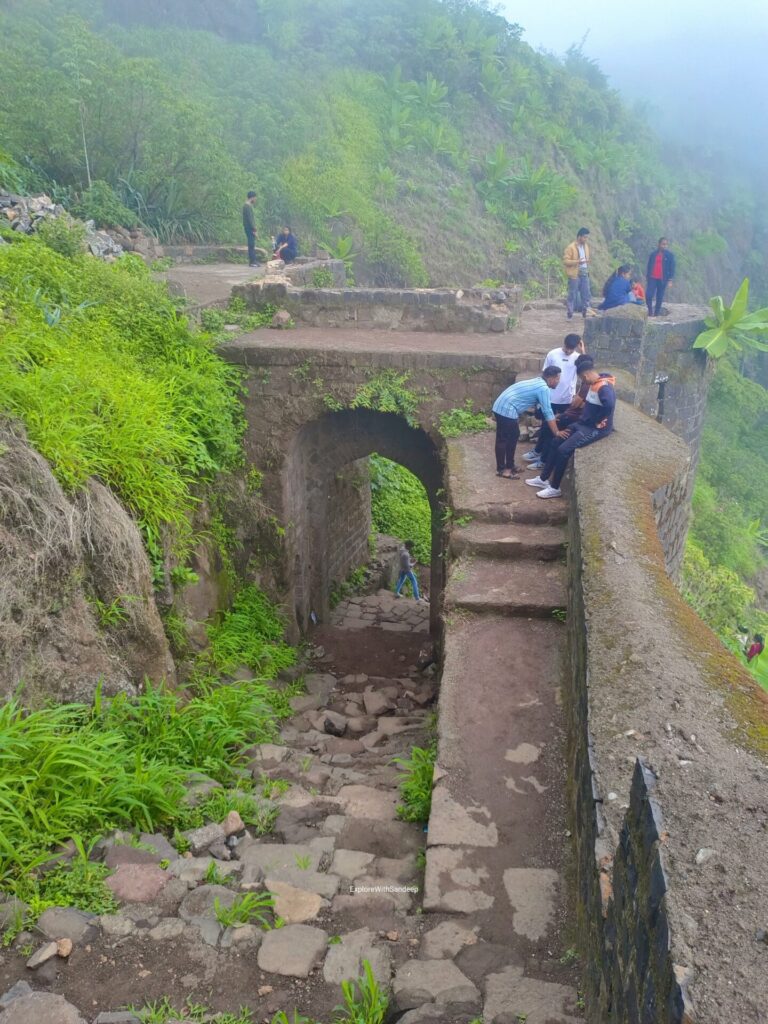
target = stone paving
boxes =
[328,588,430,633]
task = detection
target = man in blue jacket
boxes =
[645,237,676,317]
[525,368,616,498]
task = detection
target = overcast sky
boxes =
[497,0,768,169]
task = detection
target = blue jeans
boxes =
[542,424,609,488]
[395,571,420,599]
[567,272,592,316]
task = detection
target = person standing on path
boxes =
[646,237,676,317]
[563,227,593,320]
[525,366,616,498]
[395,541,421,601]
[242,191,259,267]
[491,367,565,479]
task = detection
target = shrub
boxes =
[312,267,334,288]
[439,399,492,437]
[206,584,297,678]
[394,742,437,822]
[72,180,137,229]
[36,217,86,257]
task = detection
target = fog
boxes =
[499,0,768,174]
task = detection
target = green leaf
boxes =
[727,277,750,322]
[708,296,725,323]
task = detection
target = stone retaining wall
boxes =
[566,401,768,1024]
[232,279,522,333]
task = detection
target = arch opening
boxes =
[282,408,445,638]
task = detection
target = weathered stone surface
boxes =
[336,785,399,821]
[220,923,264,951]
[94,1013,141,1024]
[392,959,480,1011]
[322,927,391,986]
[264,869,340,899]
[0,983,32,1010]
[178,884,236,921]
[103,845,162,869]
[502,868,559,940]
[483,965,581,1024]
[363,690,394,716]
[238,842,323,873]
[26,941,58,968]
[184,822,226,855]
[99,914,137,940]
[420,921,478,959]
[37,907,98,944]
[268,880,324,923]
[304,674,337,701]
[426,786,498,847]
[329,849,375,880]
[0,993,87,1024]
[105,863,169,904]
[222,810,245,837]
[257,924,328,977]
[147,917,186,941]
[167,856,241,884]
[423,847,494,914]
[248,743,290,765]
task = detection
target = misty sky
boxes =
[499,0,768,169]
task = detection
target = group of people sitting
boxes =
[491,332,615,499]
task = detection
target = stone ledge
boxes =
[568,400,768,1024]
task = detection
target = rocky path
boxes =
[0,597,441,1024]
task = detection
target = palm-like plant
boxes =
[693,279,768,358]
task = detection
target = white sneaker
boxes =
[525,476,547,488]
[522,451,540,462]
[536,486,562,499]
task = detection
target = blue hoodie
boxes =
[579,374,616,432]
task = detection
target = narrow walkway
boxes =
[420,431,581,1023]
[329,589,430,634]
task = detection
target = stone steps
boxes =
[444,556,567,617]
[450,521,565,561]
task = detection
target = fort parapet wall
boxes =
[566,403,768,1024]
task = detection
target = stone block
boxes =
[257,924,328,977]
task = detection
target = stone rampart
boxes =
[232,279,522,333]
[567,401,768,1024]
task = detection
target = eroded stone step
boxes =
[450,521,565,561]
[447,433,568,526]
[445,556,567,616]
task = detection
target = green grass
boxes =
[0,237,244,558]
[214,891,275,929]
[206,585,297,677]
[393,743,437,823]
[0,679,283,887]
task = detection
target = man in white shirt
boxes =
[522,333,584,465]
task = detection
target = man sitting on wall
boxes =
[525,365,616,498]
[526,353,595,470]
[491,367,567,479]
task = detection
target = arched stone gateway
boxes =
[283,408,444,632]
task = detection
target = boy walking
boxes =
[395,541,421,601]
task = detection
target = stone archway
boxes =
[281,408,444,634]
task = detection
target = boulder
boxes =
[257,924,328,977]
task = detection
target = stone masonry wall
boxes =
[584,306,711,463]
[325,458,372,591]
[232,279,522,333]
[566,401,768,1024]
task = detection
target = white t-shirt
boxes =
[543,347,579,405]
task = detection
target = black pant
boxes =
[542,424,609,488]
[646,278,667,315]
[534,403,570,453]
[494,413,520,472]
[245,228,257,265]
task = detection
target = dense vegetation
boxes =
[0,0,765,299]
[682,359,768,689]
[370,455,431,564]
[0,229,243,562]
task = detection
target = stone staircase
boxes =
[421,432,581,1023]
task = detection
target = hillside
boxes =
[1,0,766,301]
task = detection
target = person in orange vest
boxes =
[525,367,616,499]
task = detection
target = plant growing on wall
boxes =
[693,279,768,358]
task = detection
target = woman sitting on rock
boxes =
[599,265,643,311]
